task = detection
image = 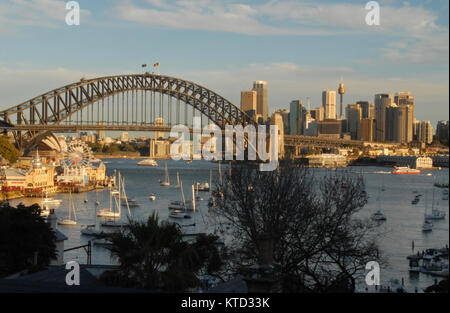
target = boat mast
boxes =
[192,184,196,213]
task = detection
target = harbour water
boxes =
[9,159,449,292]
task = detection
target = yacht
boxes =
[41,196,62,206]
[101,220,129,228]
[80,224,104,237]
[169,210,192,219]
[160,163,170,186]
[422,220,433,232]
[196,182,210,192]
[58,192,77,226]
[392,166,420,174]
[137,159,158,167]
[371,210,387,221]
[424,209,446,220]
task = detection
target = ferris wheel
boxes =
[64,141,92,167]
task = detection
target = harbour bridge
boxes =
[0,73,363,155]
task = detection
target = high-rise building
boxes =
[417,121,433,144]
[240,90,257,118]
[395,92,414,143]
[357,101,375,119]
[413,119,421,141]
[274,109,290,134]
[436,120,449,143]
[346,104,362,140]
[289,100,306,135]
[310,107,324,121]
[374,93,394,142]
[385,104,408,143]
[359,118,374,142]
[317,119,342,139]
[322,90,337,120]
[252,81,268,122]
[270,112,285,158]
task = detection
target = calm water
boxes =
[10,160,449,292]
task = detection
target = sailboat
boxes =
[371,187,386,221]
[174,171,181,189]
[101,174,131,228]
[424,188,446,220]
[58,192,77,226]
[169,180,192,219]
[160,163,170,186]
[97,172,121,219]
[41,191,62,206]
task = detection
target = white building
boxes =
[322,90,337,120]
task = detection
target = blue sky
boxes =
[0,0,448,128]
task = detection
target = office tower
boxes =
[359,118,374,142]
[289,100,306,135]
[374,93,394,142]
[317,119,342,139]
[436,120,449,143]
[338,82,346,119]
[346,104,362,140]
[395,92,414,143]
[274,109,290,134]
[413,119,421,141]
[322,90,337,119]
[240,90,257,119]
[385,104,408,143]
[357,101,375,119]
[252,81,268,122]
[418,121,433,144]
[310,107,324,121]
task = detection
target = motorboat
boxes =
[80,224,104,237]
[422,249,444,260]
[149,193,156,201]
[392,166,420,174]
[41,197,62,206]
[195,182,210,192]
[422,220,433,232]
[84,199,89,203]
[371,210,386,221]
[137,159,158,167]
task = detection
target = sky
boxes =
[0,0,448,129]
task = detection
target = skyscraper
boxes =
[322,90,337,120]
[436,120,449,143]
[289,100,305,135]
[357,101,375,119]
[395,92,414,143]
[359,118,374,142]
[418,121,433,144]
[385,104,408,143]
[252,81,268,122]
[240,90,257,118]
[374,93,394,142]
[310,107,324,121]
[346,104,362,140]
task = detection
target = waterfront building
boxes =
[24,151,56,195]
[374,93,394,142]
[252,81,268,122]
[376,155,434,169]
[322,90,337,120]
[0,168,26,192]
[307,153,347,168]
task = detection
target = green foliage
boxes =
[103,212,225,291]
[0,135,19,164]
[0,203,57,278]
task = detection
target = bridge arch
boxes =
[0,73,255,152]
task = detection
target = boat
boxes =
[84,199,88,203]
[97,172,123,219]
[174,172,181,189]
[392,166,420,174]
[169,210,192,219]
[101,220,129,228]
[422,248,444,260]
[371,210,386,221]
[95,200,100,206]
[424,189,446,220]
[422,220,433,232]
[160,163,170,186]
[137,159,158,167]
[149,193,156,201]
[41,194,62,206]
[58,192,77,226]
[80,224,104,237]
[40,206,50,217]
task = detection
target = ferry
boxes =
[137,159,158,167]
[392,166,421,174]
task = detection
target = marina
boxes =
[6,159,449,292]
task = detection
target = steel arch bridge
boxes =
[0,73,256,153]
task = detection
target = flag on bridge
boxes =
[154,63,159,67]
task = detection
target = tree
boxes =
[0,203,56,278]
[211,161,382,293]
[0,135,19,164]
[102,212,226,291]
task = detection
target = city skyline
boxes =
[0,0,448,127]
